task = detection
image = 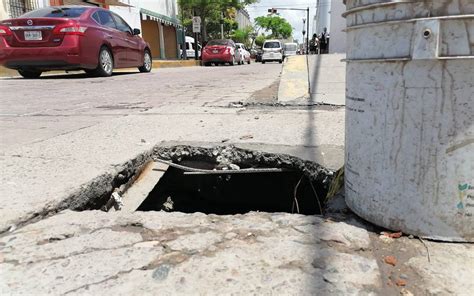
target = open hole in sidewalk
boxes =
[132,160,327,215]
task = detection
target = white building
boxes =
[313,0,331,36]
[328,0,346,53]
[236,8,251,29]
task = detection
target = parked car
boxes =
[261,39,283,64]
[235,43,251,64]
[255,48,263,62]
[0,6,152,78]
[283,42,298,58]
[202,39,242,66]
[180,36,201,59]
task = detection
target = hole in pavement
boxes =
[135,160,327,215]
[78,146,334,216]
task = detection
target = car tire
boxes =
[229,56,235,66]
[18,69,42,79]
[204,62,211,67]
[279,59,283,64]
[138,50,152,73]
[262,61,266,64]
[92,46,113,77]
[247,59,251,64]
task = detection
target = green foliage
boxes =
[231,26,253,46]
[254,15,292,39]
[178,0,258,40]
[254,34,266,47]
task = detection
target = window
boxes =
[8,0,38,18]
[111,13,132,34]
[264,41,281,49]
[96,11,116,29]
[21,7,87,18]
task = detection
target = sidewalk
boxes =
[0,59,200,77]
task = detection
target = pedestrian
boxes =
[319,27,328,54]
[310,34,318,54]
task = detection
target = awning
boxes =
[140,8,181,28]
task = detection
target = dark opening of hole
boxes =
[136,161,327,215]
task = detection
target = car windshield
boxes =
[264,42,280,48]
[285,44,297,51]
[207,40,231,46]
[21,7,87,18]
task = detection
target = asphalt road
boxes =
[0,63,282,150]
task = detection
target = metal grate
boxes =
[8,0,39,18]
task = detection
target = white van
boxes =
[284,43,298,57]
[180,36,201,59]
[262,40,283,64]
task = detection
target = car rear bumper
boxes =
[0,36,89,70]
[262,52,283,61]
[202,52,233,63]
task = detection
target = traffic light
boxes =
[268,8,277,14]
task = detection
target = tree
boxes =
[254,15,292,39]
[231,26,253,47]
[254,34,266,47]
[178,0,258,41]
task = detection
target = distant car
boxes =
[261,40,283,64]
[284,42,298,58]
[0,6,152,78]
[202,39,242,66]
[180,36,201,59]
[235,43,251,64]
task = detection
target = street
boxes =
[0,63,283,150]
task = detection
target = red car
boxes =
[202,39,242,66]
[0,6,152,78]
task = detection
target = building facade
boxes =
[1,0,48,20]
[328,0,346,53]
[236,8,251,30]
[1,0,180,60]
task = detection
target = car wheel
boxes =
[279,59,283,64]
[204,62,211,67]
[247,59,251,64]
[229,56,235,66]
[92,47,113,77]
[139,50,152,73]
[262,61,266,64]
[18,69,42,79]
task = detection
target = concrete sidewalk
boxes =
[0,59,199,77]
[278,54,346,106]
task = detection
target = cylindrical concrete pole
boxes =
[344,0,474,242]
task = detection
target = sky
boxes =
[246,0,332,43]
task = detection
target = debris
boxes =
[418,237,431,263]
[400,288,414,296]
[382,231,403,238]
[141,139,146,143]
[395,279,407,287]
[379,235,394,244]
[254,116,259,120]
[8,225,16,232]
[239,134,254,140]
[384,256,397,266]
[101,189,123,212]
[221,138,230,143]
[326,166,344,201]
[162,196,174,211]
[399,273,408,280]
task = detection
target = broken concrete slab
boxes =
[0,210,382,295]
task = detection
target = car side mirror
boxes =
[133,28,141,35]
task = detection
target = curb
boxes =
[0,59,200,78]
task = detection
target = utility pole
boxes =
[220,12,224,39]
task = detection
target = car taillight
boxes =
[225,47,231,53]
[0,25,12,36]
[53,23,87,36]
